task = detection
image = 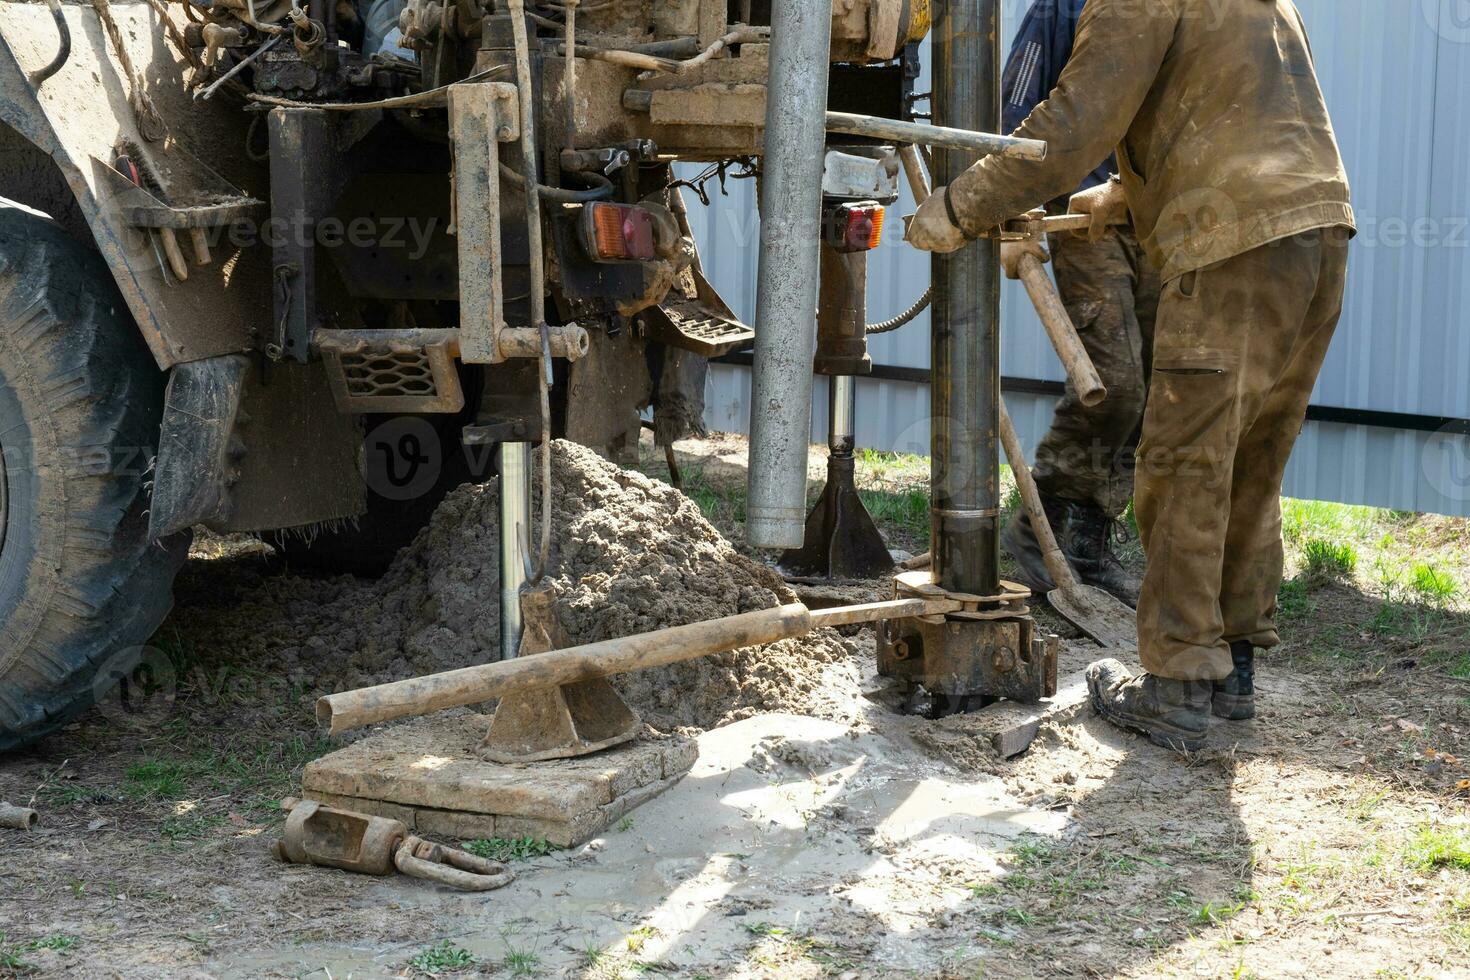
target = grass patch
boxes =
[1404,825,1470,872]
[0,934,78,973]
[675,469,747,528]
[1278,577,1312,617]
[1282,499,1380,544]
[461,836,556,863]
[123,760,188,800]
[1303,539,1357,583]
[503,947,541,976]
[1411,564,1458,603]
[120,738,333,805]
[856,448,929,482]
[859,487,930,541]
[408,941,476,975]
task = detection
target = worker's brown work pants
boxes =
[1034,226,1161,518]
[1135,228,1349,681]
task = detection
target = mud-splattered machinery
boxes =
[0,0,1055,751]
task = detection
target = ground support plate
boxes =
[302,714,698,847]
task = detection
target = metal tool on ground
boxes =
[999,399,1136,649]
[317,597,964,736]
[480,582,642,764]
[0,802,38,830]
[275,798,513,892]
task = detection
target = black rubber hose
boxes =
[30,0,72,85]
[497,163,616,203]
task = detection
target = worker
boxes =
[996,0,1161,609]
[907,0,1353,751]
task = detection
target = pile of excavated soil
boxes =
[181,441,860,732]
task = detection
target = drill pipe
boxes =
[316,598,959,734]
[930,0,1003,597]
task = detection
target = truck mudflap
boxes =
[149,354,366,538]
[148,354,250,541]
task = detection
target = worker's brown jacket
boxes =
[948,0,1355,282]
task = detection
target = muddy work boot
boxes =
[1002,496,1141,607]
[1212,641,1256,720]
[1062,503,1141,608]
[1000,494,1071,595]
[1086,659,1212,752]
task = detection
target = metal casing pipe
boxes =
[746,0,835,549]
[930,0,1003,597]
[498,442,532,659]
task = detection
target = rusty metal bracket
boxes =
[275,798,514,892]
[395,836,515,892]
[449,80,521,364]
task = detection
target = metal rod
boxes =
[826,112,1044,160]
[930,0,1002,598]
[506,0,556,586]
[829,374,855,455]
[505,0,545,341]
[563,0,577,145]
[309,326,589,362]
[898,143,930,202]
[319,604,816,733]
[746,0,834,549]
[1015,253,1107,407]
[808,597,961,629]
[196,33,281,101]
[498,442,532,659]
[316,595,965,733]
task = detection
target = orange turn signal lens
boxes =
[583,203,658,262]
[823,201,885,253]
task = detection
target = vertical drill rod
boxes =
[930,0,1002,597]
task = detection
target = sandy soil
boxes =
[1,436,1467,978]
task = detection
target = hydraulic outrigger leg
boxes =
[780,244,893,582]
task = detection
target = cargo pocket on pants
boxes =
[1137,346,1240,485]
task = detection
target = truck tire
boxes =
[0,202,187,753]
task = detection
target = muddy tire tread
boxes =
[0,205,186,752]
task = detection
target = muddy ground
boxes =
[1,434,1468,979]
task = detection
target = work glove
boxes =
[1000,238,1049,280]
[904,184,971,254]
[1068,180,1129,243]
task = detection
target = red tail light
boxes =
[824,202,885,253]
[582,203,658,262]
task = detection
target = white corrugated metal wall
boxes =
[691,0,1470,517]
